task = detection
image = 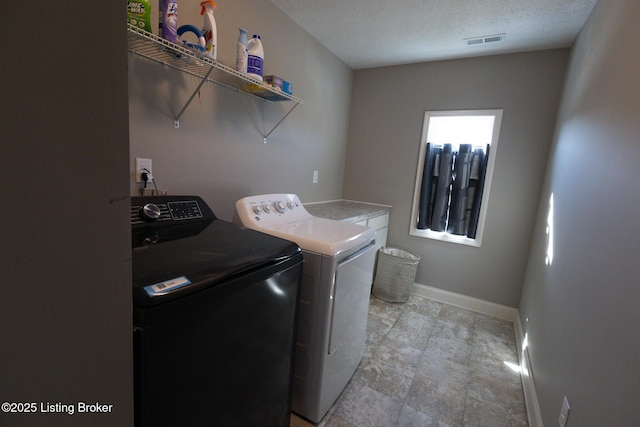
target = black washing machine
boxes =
[131,195,303,427]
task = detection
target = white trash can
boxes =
[372,247,420,303]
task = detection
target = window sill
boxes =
[409,227,482,247]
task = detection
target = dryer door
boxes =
[321,241,376,414]
[328,242,376,356]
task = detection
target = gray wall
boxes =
[519,0,640,425]
[0,2,133,426]
[343,50,569,307]
[129,0,353,220]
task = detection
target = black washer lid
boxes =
[131,196,300,307]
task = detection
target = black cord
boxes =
[142,168,160,194]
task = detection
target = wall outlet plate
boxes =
[136,158,152,183]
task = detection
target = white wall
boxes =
[0,3,132,426]
[519,0,640,425]
[343,50,569,307]
[129,0,353,220]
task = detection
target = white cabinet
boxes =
[355,213,389,251]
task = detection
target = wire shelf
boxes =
[127,23,302,134]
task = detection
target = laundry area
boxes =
[3,1,640,427]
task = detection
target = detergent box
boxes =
[128,0,152,32]
[264,75,293,95]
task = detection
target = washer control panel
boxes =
[167,200,203,220]
[235,194,311,227]
[131,196,213,227]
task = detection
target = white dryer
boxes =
[235,194,376,423]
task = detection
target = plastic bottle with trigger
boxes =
[199,0,217,60]
[236,28,248,73]
[247,35,264,82]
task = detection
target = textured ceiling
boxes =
[270,0,598,69]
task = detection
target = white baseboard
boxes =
[411,282,518,322]
[514,315,544,427]
[412,282,544,426]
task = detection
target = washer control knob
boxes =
[274,201,286,213]
[287,201,296,210]
[262,203,272,213]
[252,205,262,215]
[140,203,161,221]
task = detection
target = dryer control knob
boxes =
[262,203,272,213]
[287,201,296,210]
[140,203,161,221]
[274,201,286,213]
[252,205,262,215]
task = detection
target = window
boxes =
[409,109,503,247]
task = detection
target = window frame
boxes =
[409,109,503,247]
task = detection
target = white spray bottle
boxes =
[200,0,218,60]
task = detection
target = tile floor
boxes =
[290,294,528,427]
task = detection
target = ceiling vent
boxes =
[464,33,506,46]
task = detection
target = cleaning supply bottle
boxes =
[247,35,264,81]
[236,28,248,73]
[199,0,217,60]
[160,0,178,43]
